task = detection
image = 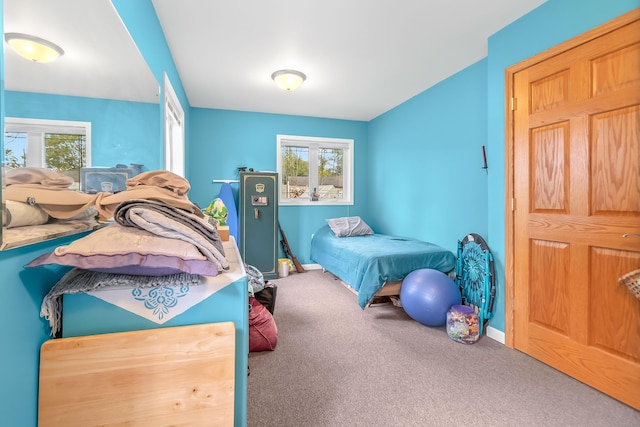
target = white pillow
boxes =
[327,216,374,237]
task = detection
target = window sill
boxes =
[279,200,353,207]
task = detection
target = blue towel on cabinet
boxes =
[218,182,238,242]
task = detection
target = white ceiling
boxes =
[4,0,159,105]
[5,0,548,122]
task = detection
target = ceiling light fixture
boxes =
[4,32,65,63]
[271,69,306,91]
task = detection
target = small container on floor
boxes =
[446,304,479,344]
[278,260,290,277]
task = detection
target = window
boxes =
[4,118,91,190]
[163,73,185,177]
[276,134,353,205]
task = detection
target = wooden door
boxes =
[510,11,640,409]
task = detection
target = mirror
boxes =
[2,0,160,250]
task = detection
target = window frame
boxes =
[4,116,92,168]
[163,73,185,178]
[276,134,354,206]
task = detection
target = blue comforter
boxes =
[310,225,456,308]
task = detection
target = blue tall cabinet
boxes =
[239,172,279,280]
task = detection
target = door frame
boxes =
[504,8,640,348]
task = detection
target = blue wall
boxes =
[485,0,639,332]
[113,0,191,176]
[367,0,639,336]
[0,90,159,426]
[0,1,190,425]
[187,108,369,261]
[2,0,639,425]
[0,235,91,426]
[5,91,159,169]
[368,59,488,253]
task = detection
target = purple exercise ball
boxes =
[400,269,461,327]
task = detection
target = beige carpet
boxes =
[248,269,639,426]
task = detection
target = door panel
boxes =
[529,240,571,335]
[591,106,640,216]
[531,123,569,213]
[512,14,640,409]
[589,247,640,361]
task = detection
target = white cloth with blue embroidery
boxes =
[41,239,245,336]
[86,239,244,326]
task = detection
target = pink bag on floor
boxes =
[249,297,278,352]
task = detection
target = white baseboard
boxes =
[302,263,323,270]
[486,326,505,344]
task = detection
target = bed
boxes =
[310,222,456,308]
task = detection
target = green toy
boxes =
[203,198,228,225]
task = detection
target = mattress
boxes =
[310,224,456,308]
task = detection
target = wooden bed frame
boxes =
[324,269,455,307]
[323,267,403,305]
[374,280,402,297]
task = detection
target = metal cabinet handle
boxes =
[622,233,640,239]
